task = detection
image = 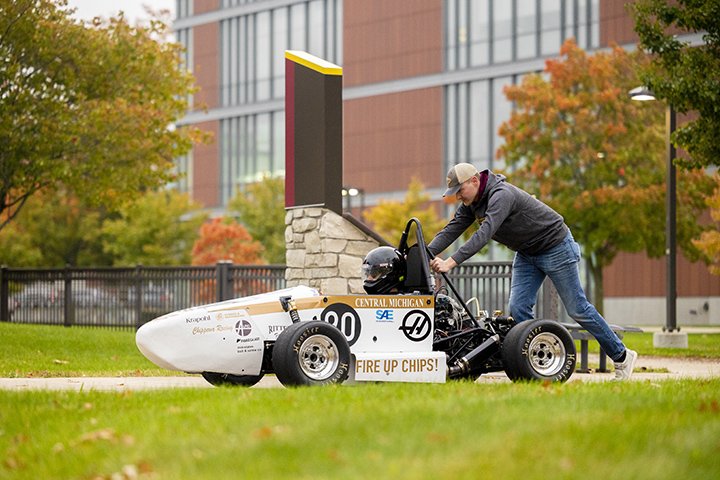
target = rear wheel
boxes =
[272,321,350,387]
[201,372,264,387]
[502,319,576,382]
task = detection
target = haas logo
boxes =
[400,310,431,342]
[321,304,361,346]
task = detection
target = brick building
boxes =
[172,0,719,325]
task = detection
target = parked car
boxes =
[9,285,60,310]
[127,285,174,310]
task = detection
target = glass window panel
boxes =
[273,111,285,175]
[272,8,288,98]
[246,16,256,102]
[492,76,513,171]
[245,116,256,184]
[590,0,599,48]
[256,11,271,101]
[457,0,468,69]
[577,0,588,49]
[445,85,457,166]
[469,80,490,168]
[541,0,561,56]
[492,0,512,63]
[256,113,271,178]
[290,3,306,51]
[457,83,468,163]
[470,0,489,66]
[308,0,324,57]
[446,0,457,70]
[334,0,343,64]
[564,0,577,43]
[237,17,246,104]
[516,0,537,59]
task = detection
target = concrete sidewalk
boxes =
[1,354,718,391]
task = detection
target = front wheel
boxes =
[272,320,351,387]
[502,319,576,382]
[201,372,265,387]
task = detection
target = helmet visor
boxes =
[362,263,393,282]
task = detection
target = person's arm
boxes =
[449,189,515,265]
[427,206,475,256]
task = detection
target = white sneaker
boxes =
[613,349,638,381]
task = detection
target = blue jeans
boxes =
[508,233,626,362]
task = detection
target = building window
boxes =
[220,112,285,204]
[445,76,518,174]
[176,0,192,19]
[445,0,599,70]
[212,0,340,205]
[219,0,342,106]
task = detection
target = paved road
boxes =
[1,355,718,391]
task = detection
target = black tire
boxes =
[201,372,265,387]
[501,319,576,382]
[272,320,351,387]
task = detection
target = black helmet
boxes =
[362,246,406,294]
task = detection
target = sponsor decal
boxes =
[192,326,215,335]
[354,297,426,309]
[235,319,253,338]
[355,357,440,374]
[268,325,287,336]
[375,309,394,322]
[215,310,249,320]
[321,304,361,346]
[399,310,432,342]
[186,314,211,324]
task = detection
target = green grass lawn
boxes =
[0,323,172,378]
[1,323,719,378]
[1,380,719,479]
[1,323,719,479]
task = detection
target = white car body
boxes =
[136,286,447,383]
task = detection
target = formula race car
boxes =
[136,219,577,387]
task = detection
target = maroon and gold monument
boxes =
[284,50,343,214]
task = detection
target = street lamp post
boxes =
[629,86,687,347]
[342,187,365,215]
[665,106,677,332]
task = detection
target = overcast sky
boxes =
[64,0,176,24]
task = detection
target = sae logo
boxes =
[375,309,394,322]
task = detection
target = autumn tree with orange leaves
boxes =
[498,40,712,312]
[191,218,263,266]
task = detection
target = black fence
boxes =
[0,263,286,330]
[0,262,528,330]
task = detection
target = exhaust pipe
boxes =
[448,334,500,378]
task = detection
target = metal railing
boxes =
[0,261,534,330]
[0,263,286,330]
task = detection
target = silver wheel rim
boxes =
[298,334,339,380]
[528,332,566,376]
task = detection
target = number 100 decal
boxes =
[321,304,362,346]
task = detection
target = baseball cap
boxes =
[443,163,478,197]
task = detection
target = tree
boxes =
[227,176,286,264]
[630,0,720,170]
[102,190,206,266]
[0,189,108,267]
[191,218,263,266]
[693,174,720,275]
[362,178,447,245]
[498,40,713,311]
[0,0,206,231]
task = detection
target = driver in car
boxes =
[426,163,638,381]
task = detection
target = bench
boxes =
[561,323,644,373]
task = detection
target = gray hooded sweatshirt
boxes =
[428,170,569,264]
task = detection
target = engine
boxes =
[433,293,515,378]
